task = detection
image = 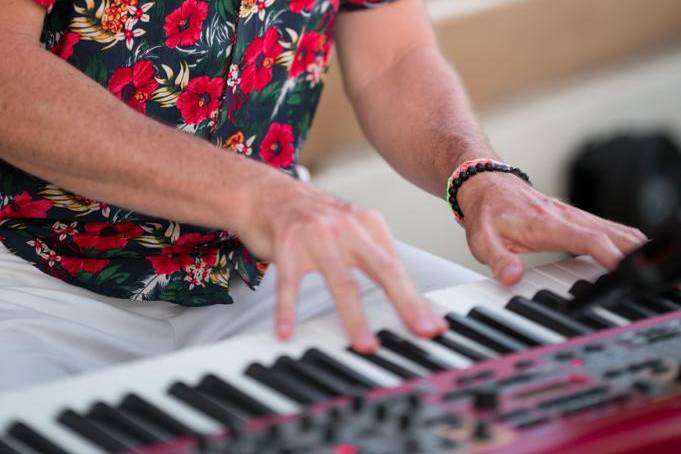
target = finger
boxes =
[518,221,624,271]
[555,202,647,254]
[310,238,379,354]
[573,214,645,255]
[275,259,301,340]
[469,225,524,286]
[343,220,446,337]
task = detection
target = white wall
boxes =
[312,49,681,275]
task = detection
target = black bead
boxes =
[454,177,462,186]
[485,163,494,170]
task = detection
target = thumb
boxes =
[470,228,524,286]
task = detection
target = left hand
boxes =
[457,172,648,286]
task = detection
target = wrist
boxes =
[446,159,531,223]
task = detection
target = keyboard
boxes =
[2,256,681,454]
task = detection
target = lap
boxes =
[0,241,483,393]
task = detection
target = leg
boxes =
[170,241,484,347]
[0,244,177,393]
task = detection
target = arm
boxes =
[0,0,274,234]
[0,0,446,352]
[337,0,646,283]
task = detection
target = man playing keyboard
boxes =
[0,0,645,392]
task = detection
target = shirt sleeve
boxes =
[339,0,396,13]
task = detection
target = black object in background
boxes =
[568,133,681,236]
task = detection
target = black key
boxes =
[635,295,679,313]
[467,307,543,346]
[531,290,617,330]
[506,296,592,338]
[168,382,242,426]
[431,335,492,362]
[533,289,571,312]
[245,363,327,405]
[273,356,358,397]
[197,374,274,418]
[347,347,422,380]
[119,394,197,439]
[662,290,681,306]
[569,280,595,298]
[6,422,68,454]
[89,402,165,446]
[575,309,617,330]
[377,330,449,372]
[445,313,525,354]
[609,301,649,321]
[0,438,20,454]
[301,348,378,390]
[58,410,132,453]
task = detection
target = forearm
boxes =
[349,45,497,197]
[0,38,280,233]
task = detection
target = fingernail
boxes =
[416,317,437,335]
[277,322,293,339]
[354,332,379,353]
[433,316,448,333]
[500,262,522,284]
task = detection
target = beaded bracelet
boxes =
[446,158,532,222]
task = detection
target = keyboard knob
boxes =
[473,388,498,411]
[473,420,493,441]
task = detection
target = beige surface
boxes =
[302,0,681,168]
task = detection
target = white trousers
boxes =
[0,242,483,394]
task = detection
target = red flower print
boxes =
[177,76,225,125]
[108,60,159,114]
[73,222,144,251]
[147,232,217,275]
[259,123,295,168]
[147,254,195,275]
[0,192,53,219]
[289,32,324,78]
[61,257,110,275]
[240,27,283,94]
[34,0,55,12]
[50,32,80,60]
[164,0,209,48]
[290,0,316,13]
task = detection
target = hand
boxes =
[457,172,647,286]
[238,173,447,353]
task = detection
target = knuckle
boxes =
[353,208,384,227]
[588,232,610,245]
[334,274,358,294]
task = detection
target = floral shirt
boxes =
[0,0,393,305]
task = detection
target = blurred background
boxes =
[306,0,681,275]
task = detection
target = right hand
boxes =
[237,173,447,353]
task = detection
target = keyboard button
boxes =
[431,335,492,362]
[377,330,449,372]
[609,301,651,321]
[58,409,132,453]
[196,375,275,418]
[445,313,526,354]
[506,296,592,338]
[245,363,327,405]
[88,402,164,446]
[0,438,21,454]
[467,306,561,345]
[347,347,422,380]
[168,382,243,427]
[635,296,678,313]
[273,356,358,397]
[6,422,68,454]
[300,348,378,390]
[119,393,198,439]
